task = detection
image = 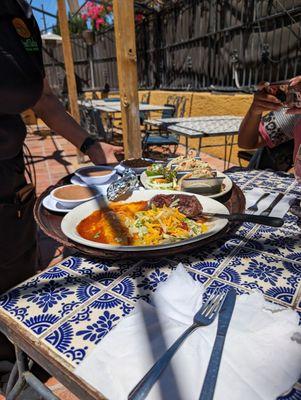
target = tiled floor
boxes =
[2,130,235,400]
[0,382,79,400]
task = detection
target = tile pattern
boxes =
[0,169,300,400]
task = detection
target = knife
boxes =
[201,212,284,227]
[260,192,285,216]
[199,289,236,400]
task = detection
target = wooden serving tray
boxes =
[34,175,246,259]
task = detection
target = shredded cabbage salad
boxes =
[124,205,207,246]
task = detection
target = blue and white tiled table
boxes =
[0,170,300,400]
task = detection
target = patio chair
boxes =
[23,142,36,191]
[142,103,179,153]
[238,140,294,171]
[142,133,179,154]
[80,105,107,140]
[237,150,255,167]
[141,92,150,104]
[139,92,151,127]
[89,108,107,140]
[166,95,178,107]
[139,103,150,133]
[103,97,120,102]
[176,97,187,118]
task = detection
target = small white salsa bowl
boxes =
[75,166,116,186]
[51,184,99,209]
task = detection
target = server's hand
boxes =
[86,141,123,165]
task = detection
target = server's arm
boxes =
[32,79,123,164]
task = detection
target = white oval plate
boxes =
[140,171,233,199]
[61,190,229,252]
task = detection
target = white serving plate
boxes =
[61,189,229,252]
[140,171,233,199]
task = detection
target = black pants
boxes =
[0,152,37,360]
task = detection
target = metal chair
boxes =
[141,92,150,104]
[237,150,255,167]
[103,97,120,102]
[142,96,188,155]
[176,97,187,118]
[79,105,107,140]
[23,142,36,191]
[240,141,294,171]
[139,92,151,126]
[88,108,107,140]
[142,103,178,153]
[142,133,179,154]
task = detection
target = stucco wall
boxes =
[83,89,253,117]
[139,90,253,117]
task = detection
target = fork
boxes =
[247,192,270,212]
[128,291,226,400]
[260,192,285,216]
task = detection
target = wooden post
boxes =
[57,0,84,162]
[113,0,142,159]
[67,0,79,14]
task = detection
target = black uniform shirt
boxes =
[0,0,44,160]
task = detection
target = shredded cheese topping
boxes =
[125,205,208,246]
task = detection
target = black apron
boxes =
[0,0,44,295]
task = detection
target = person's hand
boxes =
[250,82,282,116]
[286,76,301,114]
[286,106,301,115]
[289,75,301,91]
[86,141,123,165]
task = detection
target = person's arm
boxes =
[238,84,282,149]
[32,79,123,164]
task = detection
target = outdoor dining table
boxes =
[93,102,174,113]
[0,168,300,400]
[144,116,243,169]
[79,100,174,142]
[78,99,174,113]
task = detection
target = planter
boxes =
[82,30,95,46]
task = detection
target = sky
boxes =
[31,0,86,32]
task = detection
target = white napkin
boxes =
[245,188,294,218]
[75,265,301,400]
